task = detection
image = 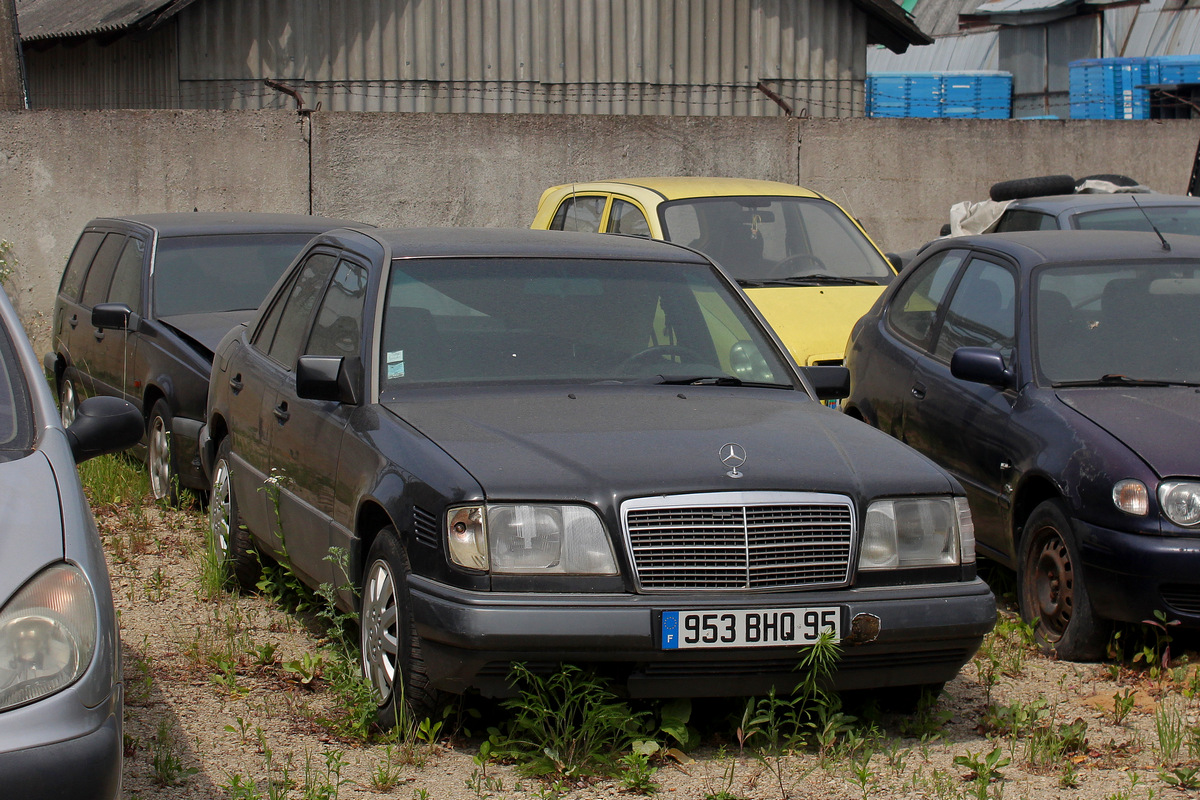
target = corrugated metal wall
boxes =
[24,0,870,116]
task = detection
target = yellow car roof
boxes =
[543,177,824,203]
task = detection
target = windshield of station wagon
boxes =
[154,233,318,317]
[1035,262,1200,386]
[378,257,793,394]
[657,196,894,284]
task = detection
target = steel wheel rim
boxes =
[149,414,171,499]
[60,380,76,427]
[1030,528,1074,639]
[208,458,231,562]
[361,558,400,706]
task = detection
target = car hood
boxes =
[1058,387,1200,477]
[159,310,255,354]
[383,386,955,501]
[0,451,64,605]
[744,285,887,366]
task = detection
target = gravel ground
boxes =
[101,499,1200,800]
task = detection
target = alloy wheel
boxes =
[360,558,400,705]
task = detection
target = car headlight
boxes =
[858,497,972,570]
[0,563,98,712]
[1159,481,1200,527]
[447,504,618,575]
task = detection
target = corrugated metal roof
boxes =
[16,0,197,41]
[867,28,999,70]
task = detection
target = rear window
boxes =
[153,233,318,317]
[1073,206,1200,236]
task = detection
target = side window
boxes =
[59,231,105,300]
[549,196,606,232]
[107,237,145,311]
[887,251,966,351]
[305,261,368,357]
[994,210,1057,232]
[606,199,650,236]
[79,233,127,308]
[262,253,338,368]
[933,258,1017,363]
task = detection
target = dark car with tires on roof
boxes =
[843,229,1200,660]
[45,212,367,505]
[200,226,995,725]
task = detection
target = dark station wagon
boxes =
[46,212,365,503]
[201,227,995,723]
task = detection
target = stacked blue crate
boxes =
[1069,58,1153,119]
[942,72,1013,119]
[866,72,1012,118]
[1151,54,1200,85]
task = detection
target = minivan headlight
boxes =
[447,504,618,575]
[1159,481,1200,527]
[0,563,97,712]
[858,497,972,570]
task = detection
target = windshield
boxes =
[378,257,794,395]
[1035,262,1200,385]
[1073,205,1200,236]
[657,196,894,284]
[153,233,317,317]
[0,317,33,462]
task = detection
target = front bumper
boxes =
[1076,519,1200,625]
[410,576,996,697]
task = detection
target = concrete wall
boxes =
[2,108,1197,353]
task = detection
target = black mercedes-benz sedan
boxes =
[844,230,1200,661]
[201,227,995,725]
[46,213,367,504]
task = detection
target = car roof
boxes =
[544,177,824,202]
[341,227,714,263]
[1008,192,1200,214]
[86,212,370,237]
[936,229,1200,266]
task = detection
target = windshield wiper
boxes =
[642,375,744,386]
[737,275,879,288]
[1052,374,1199,388]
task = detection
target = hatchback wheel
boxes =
[360,528,437,727]
[59,377,77,428]
[1017,499,1108,661]
[209,437,261,591]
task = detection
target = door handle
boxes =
[229,374,243,394]
[93,329,105,341]
[68,314,78,329]
[273,402,290,423]
[911,382,926,400]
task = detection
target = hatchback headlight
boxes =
[0,563,97,712]
[858,497,972,570]
[447,504,618,575]
[1159,481,1200,527]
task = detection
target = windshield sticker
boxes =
[386,350,405,379]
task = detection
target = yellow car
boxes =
[531,177,897,367]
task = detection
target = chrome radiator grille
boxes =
[623,493,855,592]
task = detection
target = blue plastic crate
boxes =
[1151,55,1200,85]
[1069,58,1153,119]
[866,71,1011,118]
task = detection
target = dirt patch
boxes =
[105,503,1200,800]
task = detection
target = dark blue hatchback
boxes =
[844,229,1200,660]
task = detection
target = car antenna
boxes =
[1132,195,1171,251]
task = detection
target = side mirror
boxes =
[951,347,1013,388]
[67,396,145,463]
[885,253,905,272]
[92,302,140,331]
[800,365,851,401]
[296,355,362,405]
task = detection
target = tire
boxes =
[208,437,261,591]
[360,529,439,727]
[1017,499,1109,661]
[989,175,1076,202]
[59,376,77,428]
[1076,173,1140,189]
[148,399,180,505]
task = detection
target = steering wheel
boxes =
[771,253,827,278]
[617,344,706,373]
